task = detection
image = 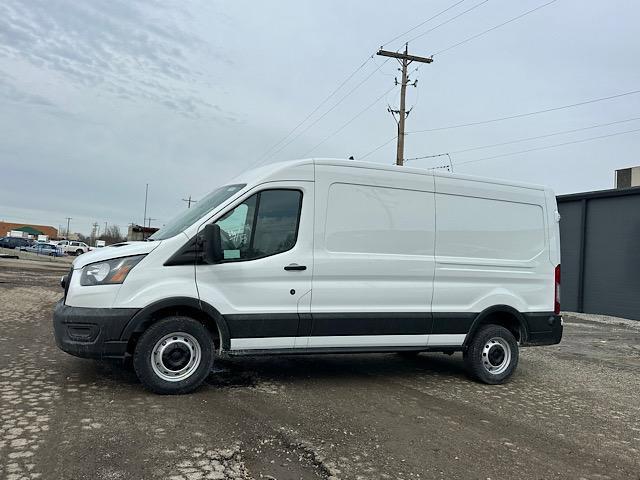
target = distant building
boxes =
[0,222,58,239]
[615,166,640,188]
[127,224,159,241]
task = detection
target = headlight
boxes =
[80,255,145,286]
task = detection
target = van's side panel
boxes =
[307,164,435,348]
[432,175,553,344]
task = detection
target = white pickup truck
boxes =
[56,240,90,255]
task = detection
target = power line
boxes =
[405,0,490,44]
[257,58,390,165]
[359,135,398,160]
[455,127,640,166]
[256,55,374,162]
[405,115,640,160]
[380,0,469,48]
[302,85,397,156]
[407,152,450,161]
[427,164,454,171]
[407,89,640,134]
[433,0,559,56]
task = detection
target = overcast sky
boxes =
[1,0,639,236]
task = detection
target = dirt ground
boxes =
[0,259,639,480]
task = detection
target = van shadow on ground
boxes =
[80,352,468,392]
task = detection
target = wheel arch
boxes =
[120,297,231,354]
[464,305,529,347]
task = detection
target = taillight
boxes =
[554,264,561,315]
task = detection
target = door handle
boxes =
[284,264,307,271]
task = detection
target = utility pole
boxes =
[377,44,433,166]
[92,222,99,241]
[143,183,149,229]
[104,222,108,235]
[182,195,197,208]
[65,217,72,239]
[147,218,157,229]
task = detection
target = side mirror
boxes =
[202,223,223,264]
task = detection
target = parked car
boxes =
[0,236,31,250]
[56,240,90,255]
[19,239,37,250]
[53,159,562,394]
[26,243,64,257]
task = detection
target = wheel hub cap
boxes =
[481,337,511,375]
[151,332,202,382]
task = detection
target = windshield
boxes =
[149,184,246,240]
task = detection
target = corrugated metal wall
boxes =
[558,187,640,320]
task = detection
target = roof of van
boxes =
[231,158,549,191]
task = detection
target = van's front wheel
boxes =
[464,325,518,384]
[133,316,214,394]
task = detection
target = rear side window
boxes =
[215,189,302,261]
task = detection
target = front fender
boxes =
[119,297,231,350]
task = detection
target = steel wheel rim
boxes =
[151,332,201,382]
[481,337,511,375]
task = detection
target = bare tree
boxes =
[99,225,126,245]
[77,233,91,244]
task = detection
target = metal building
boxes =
[615,166,640,188]
[557,186,640,320]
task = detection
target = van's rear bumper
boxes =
[52,299,139,360]
[522,313,563,346]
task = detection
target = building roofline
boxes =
[557,185,640,202]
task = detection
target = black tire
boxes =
[463,324,518,384]
[75,249,83,255]
[133,316,214,394]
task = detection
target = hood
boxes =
[72,241,161,269]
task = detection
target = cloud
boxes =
[0,73,54,107]
[0,0,232,118]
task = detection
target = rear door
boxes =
[306,164,436,349]
[195,182,314,351]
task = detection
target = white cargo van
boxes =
[54,159,562,394]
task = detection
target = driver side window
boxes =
[214,189,302,261]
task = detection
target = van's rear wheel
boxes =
[464,325,518,384]
[133,316,214,394]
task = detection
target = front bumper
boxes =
[52,299,139,360]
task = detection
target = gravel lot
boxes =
[1,259,639,480]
